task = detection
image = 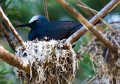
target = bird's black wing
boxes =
[36,21,82,40]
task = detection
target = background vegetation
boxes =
[0,0,120,84]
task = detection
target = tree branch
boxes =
[77,0,114,31]
[0,6,26,49]
[56,0,120,45]
[0,22,16,51]
[44,0,49,20]
[57,0,120,53]
[0,46,29,74]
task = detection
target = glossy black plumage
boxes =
[15,15,82,40]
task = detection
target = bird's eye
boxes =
[33,20,39,23]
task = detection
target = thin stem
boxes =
[0,22,16,51]
[0,6,26,49]
[77,1,115,31]
[44,0,49,20]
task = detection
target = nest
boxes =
[15,40,78,84]
[80,29,120,84]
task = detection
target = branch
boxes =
[57,0,120,44]
[0,6,26,49]
[0,22,16,51]
[0,46,29,74]
[77,1,114,31]
[57,0,119,53]
[44,0,49,20]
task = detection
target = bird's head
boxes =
[15,15,49,28]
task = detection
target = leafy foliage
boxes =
[0,60,20,84]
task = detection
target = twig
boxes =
[71,0,93,17]
[76,0,98,13]
[44,0,49,20]
[77,4,98,13]
[65,0,120,44]
[85,74,98,84]
[0,46,29,74]
[0,6,26,49]
[57,0,119,53]
[0,22,16,51]
[77,1,115,31]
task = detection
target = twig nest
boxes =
[15,40,78,84]
[80,29,120,84]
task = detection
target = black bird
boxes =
[15,15,83,41]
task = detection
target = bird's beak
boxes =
[15,23,32,27]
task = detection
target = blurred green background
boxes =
[0,0,120,84]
